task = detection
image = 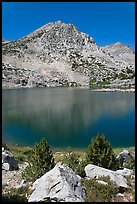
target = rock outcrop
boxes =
[2,21,135,89]
[116,150,135,167]
[116,168,133,177]
[85,164,128,189]
[2,147,19,171]
[28,162,85,202]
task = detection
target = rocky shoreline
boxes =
[91,88,135,92]
[2,86,135,92]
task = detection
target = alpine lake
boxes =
[2,87,135,150]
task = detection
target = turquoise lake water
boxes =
[2,87,135,149]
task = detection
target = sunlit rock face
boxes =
[2,21,135,88]
[28,163,85,202]
[85,164,128,188]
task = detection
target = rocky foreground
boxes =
[2,21,135,89]
[2,147,135,202]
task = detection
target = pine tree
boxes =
[22,137,55,182]
[86,134,119,170]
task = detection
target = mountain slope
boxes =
[2,21,135,88]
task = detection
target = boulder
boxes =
[116,150,135,167]
[96,180,108,185]
[85,164,128,188]
[2,149,19,171]
[116,168,133,177]
[28,163,85,202]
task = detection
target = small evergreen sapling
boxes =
[22,137,55,182]
[86,134,119,170]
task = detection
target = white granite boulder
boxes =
[28,162,85,202]
[85,164,128,188]
[116,168,133,177]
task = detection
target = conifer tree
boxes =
[22,137,55,182]
[86,134,119,170]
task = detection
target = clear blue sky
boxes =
[2,2,135,51]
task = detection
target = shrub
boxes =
[89,78,96,85]
[22,137,55,182]
[86,134,120,170]
[82,176,118,202]
[15,153,27,163]
[62,150,86,177]
[76,159,87,177]
[124,159,135,172]
[2,186,29,202]
[97,80,111,87]
[2,194,27,202]
[62,150,79,170]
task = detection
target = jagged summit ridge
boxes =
[2,21,135,88]
[23,20,95,46]
[20,20,96,57]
